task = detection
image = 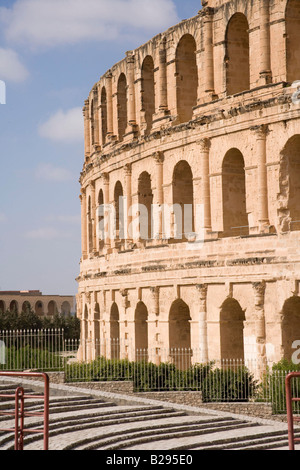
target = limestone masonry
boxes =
[77,0,300,371]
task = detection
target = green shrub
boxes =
[259,359,300,414]
[0,345,63,372]
[201,366,257,402]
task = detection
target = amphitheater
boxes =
[77,0,300,375]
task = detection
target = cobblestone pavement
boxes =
[0,379,299,451]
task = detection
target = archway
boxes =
[172,161,194,241]
[226,13,250,95]
[138,172,153,240]
[135,302,148,361]
[114,181,124,242]
[169,299,191,369]
[222,149,248,236]
[0,301,5,313]
[101,86,108,145]
[35,301,43,316]
[110,303,120,360]
[281,296,300,360]
[10,300,18,313]
[286,0,300,83]
[22,301,31,314]
[98,189,105,251]
[220,298,245,361]
[61,301,71,316]
[47,300,57,316]
[117,73,127,141]
[141,56,155,135]
[279,135,300,231]
[176,34,198,123]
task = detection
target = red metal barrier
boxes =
[0,372,49,450]
[285,372,300,451]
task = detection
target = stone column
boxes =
[252,125,270,232]
[196,284,209,363]
[105,71,115,140]
[152,152,164,239]
[126,52,137,136]
[80,188,88,260]
[83,100,91,160]
[158,37,168,113]
[259,0,272,85]
[91,181,97,256]
[252,281,267,375]
[202,7,216,101]
[198,138,212,234]
[124,163,132,247]
[101,172,111,253]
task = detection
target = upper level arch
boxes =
[141,55,155,135]
[175,34,198,123]
[117,73,128,142]
[286,0,300,84]
[225,12,250,96]
[100,86,108,145]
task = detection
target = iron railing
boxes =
[0,372,49,450]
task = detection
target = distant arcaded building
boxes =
[77,0,300,371]
[0,291,75,317]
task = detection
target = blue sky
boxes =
[0,0,202,296]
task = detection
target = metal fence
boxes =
[1,331,300,414]
[0,329,64,372]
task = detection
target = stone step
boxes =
[91,421,258,451]
[0,402,187,450]
[68,417,238,451]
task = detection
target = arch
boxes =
[0,300,5,313]
[117,73,128,142]
[114,181,124,241]
[47,300,57,316]
[141,56,155,135]
[220,298,245,361]
[169,299,191,369]
[286,0,300,83]
[222,148,248,236]
[22,301,31,314]
[110,303,120,359]
[94,303,101,357]
[225,13,250,95]
[175,34,198,123]
[138,172,153,240]
[281,296,300,360]
[98,189,105,251]
[279,135,300,231]
[172,160,194,241]
[101,86,108,145]
[10,300,18,313]
[135,301,148,360]
[88,195,93,253]
[35,301,44,316]
[61,301,71,317]
[83,305,88,343]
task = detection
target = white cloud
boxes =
[38,107,83,143]
[35,163,74,182]
[25,227,71,240]
[0,0,179,49]
[45,215,81,225]
[0,48,29,82]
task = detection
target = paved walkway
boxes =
[0,378,299,451]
